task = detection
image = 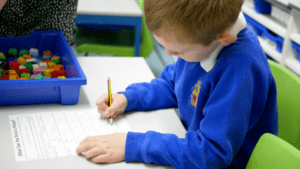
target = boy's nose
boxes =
[165,48,178,56]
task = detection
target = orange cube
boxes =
[43,50,52,56]
[19,77,29,80]
[52,64,64,71]
[22,54,32,59]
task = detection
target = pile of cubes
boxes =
[0,48,67,80]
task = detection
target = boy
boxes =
[76,0,278,168]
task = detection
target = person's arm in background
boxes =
[0,0,78,44]
[0,0,7,10]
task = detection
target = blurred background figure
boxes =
[0,0,78,44]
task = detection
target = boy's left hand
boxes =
[76,133,127,163]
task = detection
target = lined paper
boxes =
[9,109,131,161]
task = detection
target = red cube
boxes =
[51,70,59,78]
[20,68,30,74]
[58,70,67,77]
[0,76,9,80]
[9,60,20,70]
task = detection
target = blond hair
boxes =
[144,0,243,46]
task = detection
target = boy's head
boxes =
[144,0,243,62]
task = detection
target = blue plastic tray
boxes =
[292,42,300,62]
[254,0,272,14]
[244,14,266,37]
[0,31,87,106]
[261,28,284,53]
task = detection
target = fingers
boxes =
[85,147,106,159]
[96,94,126,118]
[76,141,99,155]
[96,94,108,107]
[79,136,99,145]
[96,94,110,117]
[90,154,112,163]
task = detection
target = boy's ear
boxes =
[218,31,237,46]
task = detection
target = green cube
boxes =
[19,49,28,57]
[8,48,17,57]
[0,55,5,61]
[24,63,33,72]
[34,74,43,79]
[52,59,60,64]
[21,73,30,78]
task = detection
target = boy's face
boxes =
[153,34,219,62]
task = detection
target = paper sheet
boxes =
[8,109,131,162]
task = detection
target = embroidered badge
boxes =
[191,80,202,107]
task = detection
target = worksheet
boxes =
[8,109,132,162]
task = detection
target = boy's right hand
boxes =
[96,93,128,118]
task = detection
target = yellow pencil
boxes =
[107,77,113,125]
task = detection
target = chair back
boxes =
[246,133,300,169]
[268,59,300,150]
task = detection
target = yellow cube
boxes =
[44,68,53,77]
[51,56,60,60]
[9,75,18,80]
[17,57,28,65]
[47,61,56,68]
[8,70,17,74]
[9,70,19,79]
[57,76,66,79]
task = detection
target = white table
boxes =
[75,0,143,56]
[0,57,187,169]
[77,0,143,17]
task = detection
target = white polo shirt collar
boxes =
[200,12,247,72]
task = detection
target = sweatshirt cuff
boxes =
[125,131,146,163]
[118,90,137,112]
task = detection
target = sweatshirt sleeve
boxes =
[120,63,178,112]
[125,55,271,169]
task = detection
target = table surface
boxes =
[77,0,143,16]
[0,56,186,169]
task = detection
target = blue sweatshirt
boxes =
[121,27,278,168]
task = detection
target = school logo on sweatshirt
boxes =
[191,80,202,107]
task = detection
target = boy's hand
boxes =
[76,133,127,163]
[96,93,127,118]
